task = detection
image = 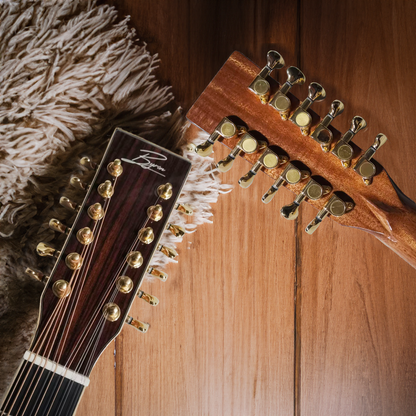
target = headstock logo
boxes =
[121,150,167,177]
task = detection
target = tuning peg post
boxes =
[107,159,123,177]
[98,180,114,198]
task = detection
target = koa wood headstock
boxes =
[187,51,416,269]
[1,129,191,416]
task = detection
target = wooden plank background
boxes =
[77,1,416,415]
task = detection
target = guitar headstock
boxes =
[28,128,191,376]
[187,51,403,238]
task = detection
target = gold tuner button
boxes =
[52,280,71,299]
[138,227,154,244]
[116,276,134,293]
[331,116,367,168]
[175,203,193,216]
[195,117,238,157]
[269,66,306,119]
[49,219,70,235]
[126,315,150,333]
[65,252,83,270]
[167,223,186,237]
[157,244,178,259]
[80,156,97,170]
[59,196,79,212]
[305,194,354,234]
[127,251,143,268]
[147,267,168,282]
[239,148,288,189]
[87,202,104,220]
[310,100,344,152]
[147,204,163,221]
[262,163,310,204]
[249,50,285,104]
[280,178,332,220]
[353,133,387,185]
[290,82,326,135]
[217,132,264,173]
[107,159,123,177]
[157,183,173,200]
[137,290,159,306]
[76,227,94,245]
[98,180,114,198]
[70,176,88,191]
[25,268,48,283]
[36,242,59,258]
[103,303,121,322]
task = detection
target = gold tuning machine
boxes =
[238,148,288,189]
[49,219,70,234]
[52,280,71,299]
[87,203,104,220]
[126,251,143,268]
[353,133,387,185]
[98,180,114,198]
[25,268,48,283]
[36,242,60,258]
[217,132,265,173]
[290,82,326,135]
[249,50,285,104]
[305,194,354,234]
[126,316,150,333]
[147,204,163,221]
[137,290,159,306]
[157,244,178,259]
[331,116,367,167]
[262,163,310,204]
[70,176,88,191]
[269,66,306,119]
[107,159,123,177]
[65,252,83,270]
[59,196,78,212]
[138,227,154,244]
[310,100,344,152]
[167,223,185,237]
[77,227,94,245]
[157,183,173,200]
[175,203,193,216]
[80,156,97,170]
[280,179,332,220]
[195,118,242,157]
[147,266,168,282]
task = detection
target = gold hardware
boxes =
[103,303,121,322]
[249,50,285,104]
[49,219,70,235]
[310,100,344,152]
[107,159,123,177]
[59,196,78,212]
[331,116,367,167]
[52,280,71,298]
[353,133,387,185]
[147,205,163,221]
[175,203,193,216]
[76,227,94,245]
[217,132,264,173]
[239,148,288,188]
[138,227,154,244]
[262,163,310,204]
[157,244,178,259]
[98,180,114,198]
[269,66,306,119]
[116,276,134,294]
[36,242,59,258]
[290,82,326,135]
[280,179,332,220]
[167,223,185,237]
[65,253,83,270]
[147,267,168,282]
[126,251,143,268]
[126,315,149,333]
[80,156,97,170]
[25,268,48,283]
[195,117,239,157]
[137,290,159,306]
[305,195,354,234]
[70,176,88,191]
[157,183,173,200]
[87,203,104,220]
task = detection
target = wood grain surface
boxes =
[76,1,416,415]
